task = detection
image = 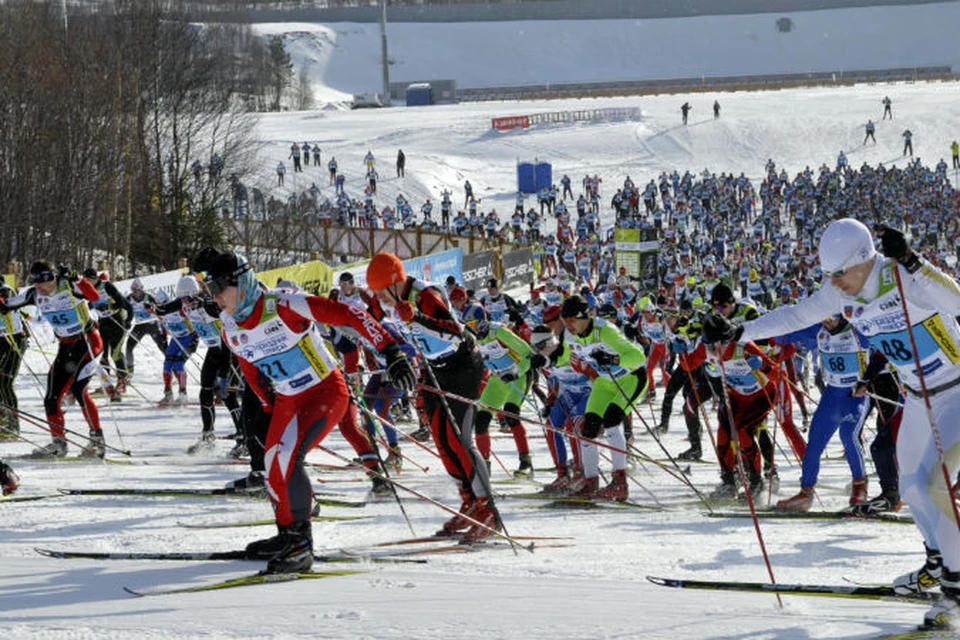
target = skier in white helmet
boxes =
[700,217,960,631]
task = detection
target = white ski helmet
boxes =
[818,218,876,275]
[177,275,201,299]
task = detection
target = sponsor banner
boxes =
[501,247,533,290]
[333,248,462,293]
[259,260,334,296]
[615,228,659,289]
[114,268,188,302]
[491,115,530,131]
[461,250,495,292]
[402,248,462,287]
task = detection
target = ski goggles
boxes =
[202,263,250,296]
[28,270,56,284]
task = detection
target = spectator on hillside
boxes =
[681,102,692,125]
[951,140,959,169]
[289,143,302,172]
[276,162,285,186]
[396,149,405,177]
[713,100,720,119]
[328,157,337,185]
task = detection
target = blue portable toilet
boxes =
[536,162,553,192]
[517,162,536,194]
[406,83,433,107]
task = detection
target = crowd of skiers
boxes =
[2,147,960,628]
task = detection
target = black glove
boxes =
[877,226,909,262]
[500,372,517,383]
[623,324,638,342]
[530,353,547,370]
[592,350,620,367]
[58,265,78,281]
[702,314,743,344]
[540,402,553,419]
[383,343,416,392]
[0,301,8,314]
[507,308,524,325]
[877,225,920,273]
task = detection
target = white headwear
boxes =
[818,218,876,275]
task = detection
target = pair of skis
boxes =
[648,576,954,638]
[37,532,571,596]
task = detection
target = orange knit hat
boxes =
[366,253,407,290]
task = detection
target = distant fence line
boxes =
[457,66,956,103]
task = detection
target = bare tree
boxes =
[295,64,316,111]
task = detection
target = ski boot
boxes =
[229,470,266,494]
[745,471,764,502]
[764,465,780,494]
[369,467,391,496]
[32,437,68,458]
[158,389,175,407]
[850,488,901,515]
[79,431,106,459]
[264,521,313,574]
[177,390,189,406]
[710,471,738,500]
[411,425,432,443]
[568,475,599,499]
[924,570,960,629]
[542,465,570,494]
[595,469,628,502]
[849,477,868,505]
[513,453,533,479]
[461,497,501,540]
[228,439,249,459]
[245,524,290,559]
[187,430,216,455]
[436,486,475,537]
[776,487,814,512]
[384,447,403,474]
[894,544,943,595]
[677,445,702,461]
[0,462,20,496]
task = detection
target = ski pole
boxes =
[714,348,783,608]
[2,402,132,457]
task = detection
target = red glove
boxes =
[569,352,599,380]
[394,300,416,322]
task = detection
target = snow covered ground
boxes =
[0,327,940,639]
[4,9,960,639]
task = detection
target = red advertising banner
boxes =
[491,115,530,131]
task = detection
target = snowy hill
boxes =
[239,4,960,233]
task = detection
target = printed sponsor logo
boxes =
[462,264,493,283]
[290,374,312,389]
[264,322,282,335]
[879,296,901,311]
